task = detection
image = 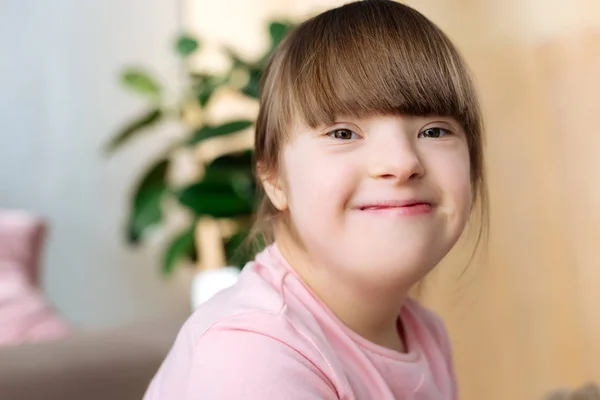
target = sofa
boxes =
[0,209,184,400]
[0,316,183,400]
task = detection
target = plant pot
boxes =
[190,267,240,310]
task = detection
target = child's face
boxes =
[265,113,472,287]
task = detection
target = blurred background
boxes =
[1,0,599,399]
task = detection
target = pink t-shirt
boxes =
[144,244,457,399]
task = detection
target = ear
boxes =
[258,162,288,211]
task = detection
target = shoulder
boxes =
[146,305,338,399]
[180,245,334,361]
[183,282,334,376]
[144,257,339,399]
[189,323,339,399]
[182,250,292,340]
[403,297,452,350]
[404,297,447,331]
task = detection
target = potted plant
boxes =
[105,21,293,282]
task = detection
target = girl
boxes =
[144,0,486,398]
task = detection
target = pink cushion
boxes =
[0,209,70,346]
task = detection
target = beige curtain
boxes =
[185,0,600,398]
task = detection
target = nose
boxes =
[367,135,424,183]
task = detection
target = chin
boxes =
[338,242,444,282]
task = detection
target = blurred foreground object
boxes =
[543,382,600,400]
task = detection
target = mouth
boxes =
[353,200,434,215]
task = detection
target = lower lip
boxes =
[357,203,433,216]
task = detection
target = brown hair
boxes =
[251,0,488,249]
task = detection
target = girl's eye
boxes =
[419,127,451,139]
[328,128,360,140]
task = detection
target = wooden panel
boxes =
[417,2,600,399]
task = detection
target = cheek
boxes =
[283,149,355,227]
[431,147,472,212]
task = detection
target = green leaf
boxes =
[188,120,253,144]
[105,108,162,153]
[257,21,295,68]
[269,21,292,48]
[224,228,265,268]
[162,225,196,275]
[197,90,211,108]
[178,175,254,218]
[191,73,227,108]
[121,69,162,98]
[241,68,262,99]
[208,150,254,170]
[223,47,262,98]
[127,159,169,244]
[224,47,255,70]
[175,34,200,57]
[206,151,256,201]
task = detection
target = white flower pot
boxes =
[190,267,240,310]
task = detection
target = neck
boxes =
[275,235,410,353]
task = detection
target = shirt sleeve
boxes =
[182,328,339,399]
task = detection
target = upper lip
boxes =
[352,199,433,210]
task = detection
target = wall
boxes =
[0,0,191,329]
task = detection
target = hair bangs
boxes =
[280,0,477,131]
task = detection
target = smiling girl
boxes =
[144,1,486,398]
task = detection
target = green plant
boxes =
[106,21,294,275]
